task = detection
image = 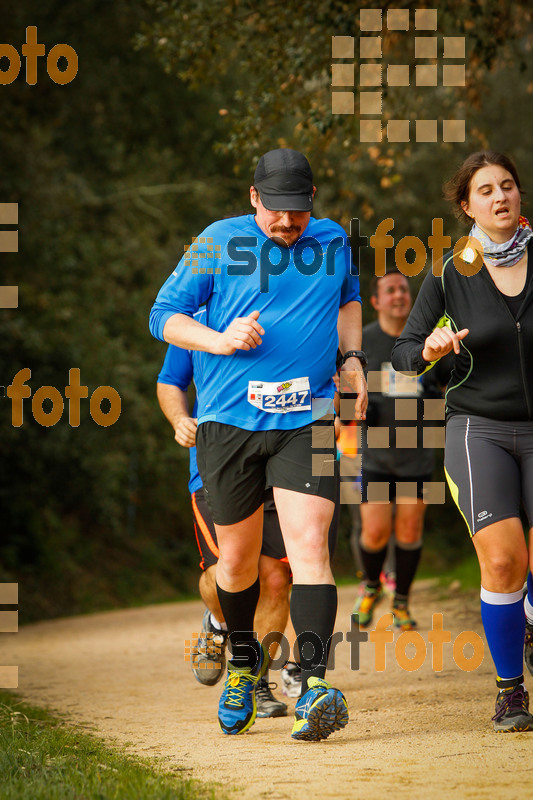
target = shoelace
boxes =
[492,686,527,721]
[223,671,256,708]
[256,680,279,698]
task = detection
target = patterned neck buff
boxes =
[469,215,533,268]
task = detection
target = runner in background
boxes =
[352,270,451,631]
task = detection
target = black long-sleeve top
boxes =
[391,244,533,421]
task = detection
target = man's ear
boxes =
[250,186,259,209]
[370,294,379,311]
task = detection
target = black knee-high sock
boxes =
[394,541,422,599]
[290,584,337,694]
[359,539,388,585]
[216,578,260,669]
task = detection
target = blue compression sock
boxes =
[480,587,525,681]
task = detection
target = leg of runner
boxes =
[214,507,268,735]
[273,488,349,741]
[353,502,393,627]
[256,556,290,645]
[392,498,425,631]
[215,506,264,654]
[198,565,224,622]
[280,615,302,698]
[473,518,532,732]
[349,503,364,578]
[191,490,228,686]
[255,555,291,718]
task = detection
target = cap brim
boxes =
[259,191,313,212]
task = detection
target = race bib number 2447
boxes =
[247,377,311,414]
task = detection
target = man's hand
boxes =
[339,357,368,420]
[215,310,265,355]
[422,328,469,363]
[174,415,197,448]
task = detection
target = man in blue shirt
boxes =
[150,148,367,741]
[157,312,293,717]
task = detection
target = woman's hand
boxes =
[422,327,469,362]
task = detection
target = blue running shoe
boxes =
[291,677,349,741]
[218,643,269,735]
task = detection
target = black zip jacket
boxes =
[391,243,533,421]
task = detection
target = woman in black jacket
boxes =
[392,151,533,733]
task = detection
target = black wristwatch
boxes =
[341,350,367,368]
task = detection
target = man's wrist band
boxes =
[341,350,367,368]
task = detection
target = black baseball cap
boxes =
[254,148,314,211]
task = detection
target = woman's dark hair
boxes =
[443,151,523,225]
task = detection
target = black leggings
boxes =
[444,414,533,537]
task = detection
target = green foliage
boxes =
[0,691,223,799]
[0,1,242,619]
[139,0,533,312]
[139,0,532,162]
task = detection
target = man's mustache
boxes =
[270,225,301,234]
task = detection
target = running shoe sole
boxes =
[493,718,533,732]
[291,689,349,742]
[492,704,533,732]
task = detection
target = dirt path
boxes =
[2,582,532,799]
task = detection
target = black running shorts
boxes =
[196,419,337,526]
[192,487,288,570]
[444,414,533,537]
